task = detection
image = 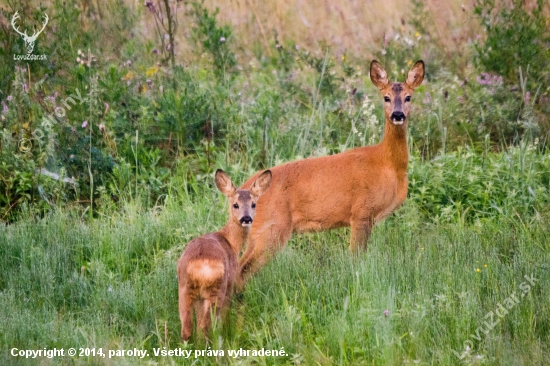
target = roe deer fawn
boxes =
[177,169,272,341]
[237,60,424,288]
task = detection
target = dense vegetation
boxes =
[0,0,549,364]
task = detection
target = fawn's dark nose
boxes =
[391,111,406,121]
[240,216,253,225]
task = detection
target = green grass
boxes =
[1,174,548,365]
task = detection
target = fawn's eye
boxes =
[405,96,411,102]
[251,202,256,208]
[233,203,239,209]
[384,96,391,102]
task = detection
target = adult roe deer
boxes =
[237,60,425,287]
[177,169,272,341]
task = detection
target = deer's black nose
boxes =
[240,216,253,224]
[391,111,406,121]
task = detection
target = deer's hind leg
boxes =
[179,285,195,342]
[197,284,224,340]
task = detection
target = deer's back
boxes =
[242,146,408,232]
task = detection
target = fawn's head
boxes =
[370,60,425,126]
[215,169,272,228]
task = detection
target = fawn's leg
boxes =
[179,285,194,342]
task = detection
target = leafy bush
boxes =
[0,67,51,220]
[472,0,550,143]
[474,0,550,88]
[188,1,236,78]
[1,0,549,222]
[408,144,550,224]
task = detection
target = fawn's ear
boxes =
[370,60,389,90]
[215,169,236,196]
[250,170,272,198]
[406,60,425,89]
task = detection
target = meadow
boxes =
[1,0,550,364]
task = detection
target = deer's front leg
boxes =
[350,216,374,253]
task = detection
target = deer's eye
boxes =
[251,202,256,208]
[384,97,391,103]
[405,96,411,102]
[233,203,239,209]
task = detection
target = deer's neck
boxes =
[218,222,248,255]
[380,118,409,172]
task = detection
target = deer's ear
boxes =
[370,60,389,90]
[250,170,272,198]
[406,60,425,89]
[215,169,236,196]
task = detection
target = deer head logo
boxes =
[11,11,49,55]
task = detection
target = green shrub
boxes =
[408,144,550,224]
[188,1,236,78]
[472,0,550,141]
[474,0,550,89]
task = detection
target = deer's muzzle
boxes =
[240,216,253,226]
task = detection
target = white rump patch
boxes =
[187,259,225,285]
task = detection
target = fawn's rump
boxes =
[186,258,225,286]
